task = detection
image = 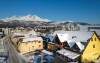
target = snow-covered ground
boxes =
[32,50,54,63]
[19,50,55,63]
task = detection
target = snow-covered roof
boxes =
[28,30,37,36]
[76,42,84,51]
[67,40,76,48]
[0,32,3,34]
[32,55,40,62]
[22,37,43,42]
[0,57,6,62]
[53,30,68,35]
[57,49,80,59]
[42,50,53,55]
[13,33,26,37]
[57,34,68,42]
[56,31,93,42]
[45,36,55,42]
[13,30,37,38]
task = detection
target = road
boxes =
[3,35,26,63]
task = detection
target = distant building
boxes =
[79,25,100,32]
[4,28,13,35]
[67,22,79,31]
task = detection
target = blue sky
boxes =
[0,0,100,24]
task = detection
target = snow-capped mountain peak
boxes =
[1,14,51,22]
[57,20,74,23]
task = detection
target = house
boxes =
[11,30,38,46]
[48,42,55,51]
[18,37,43,54]
[10,30,43,54]
[11,32,26,46]
[54,31,93,49]
[3,28,13,35]
[81,32,100,63]
[45,36,56,51]
[54,34,68,48]
[54,31,100,63]
[53,31,100,62]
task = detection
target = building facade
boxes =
[18,37,43,54]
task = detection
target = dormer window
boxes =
[95,38,96,41]
[91,38,93,41]
[72,36,77,39]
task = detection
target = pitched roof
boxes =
[56,34,68,42]
[57,49,80,59]
[81,31,100,53]
[13,30,37,38]
[13,33,26,37]
[55,31,93,53]
[56,31,93,42]
[67,40,76,48]
[75,42,84,51]
[45,36,55,42]
[27,30,37,36]
[22,37,43,42]
[42,50,53,55]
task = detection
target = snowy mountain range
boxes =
[1,14,51,22]
[0,14,91,28]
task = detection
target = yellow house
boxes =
[53,31,100,63]
[17,37,43,54]
[82,32,100,63]
[48,42,55,51]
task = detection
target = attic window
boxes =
[91,38,93,41]
[72,36,77,39]
[95,38,96,41]
[93,44,95,48]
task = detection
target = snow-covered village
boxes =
[0,21,100,63]
[0,0,100,63]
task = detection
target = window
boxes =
[39,45,41,47]
[91,38,93,41]
[38,41,41,43]
[93,44,95,48]
[95,38,96,41]
[32,46,34,49]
